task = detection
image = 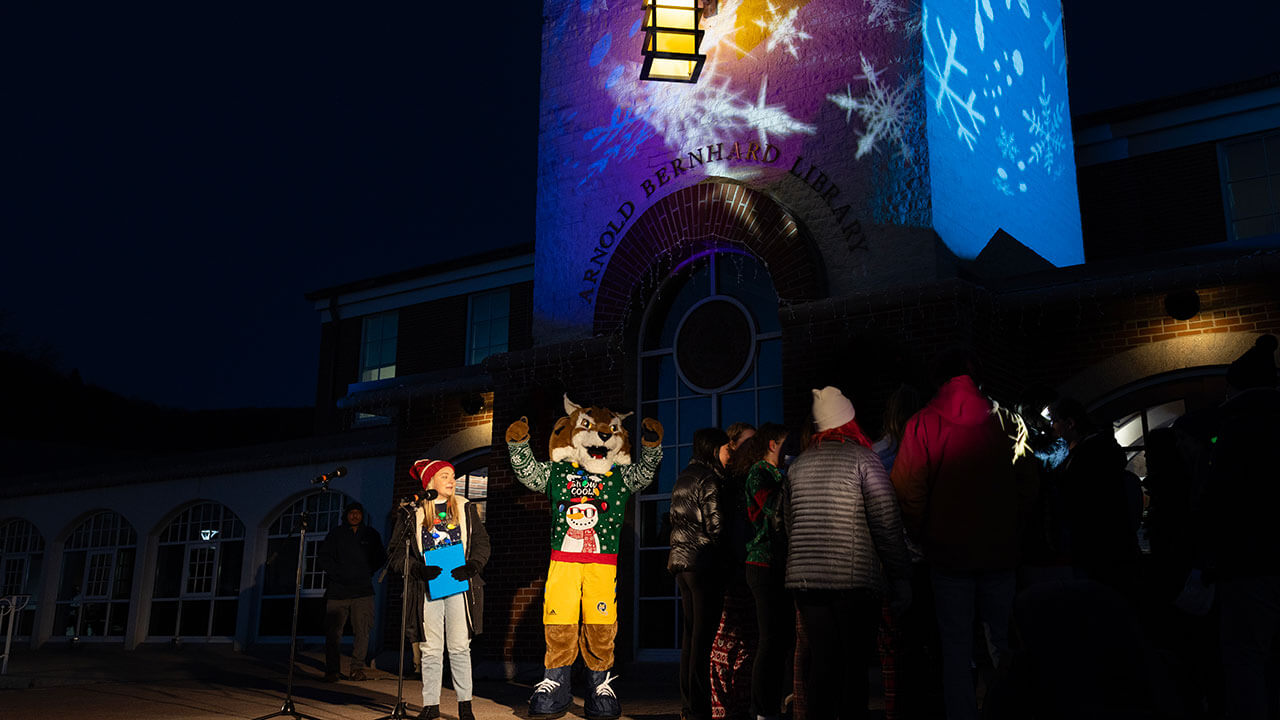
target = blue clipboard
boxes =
[425,542,469,600]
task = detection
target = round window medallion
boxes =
[674,298,755,392]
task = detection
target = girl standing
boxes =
[737,423,793,720]
[390,459,491,720]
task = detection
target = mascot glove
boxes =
[641,417,664,447]
[451,561,479,581]
[414,564,442,581]
[506,416,530,444]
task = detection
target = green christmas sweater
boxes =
[508,439,662,564]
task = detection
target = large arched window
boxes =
[259,491,351,638]
[56,511,137,640]
[149,502,245,641]
[0,518,45,638]
[633,249,782,659]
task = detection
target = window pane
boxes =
[1225,139,1266,181]
[719,390,756,430]
[758,387,783,424]
[757,339,782,385]
[491,318,509,348]
[1230,178,1272,218]
[1112,412,1143,450]
[1146,400,1185,432]
[472,319,490,349]
[638,549,675,597]
[649,453,678,494]
[153,546,184,599]
[678,396,711,444]
[678,445,693,473]
[1235,216,1276,240]
[363,314,380,342]
[639,499,672,547]
[642,356,678,400]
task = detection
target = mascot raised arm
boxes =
[506,394,663,719]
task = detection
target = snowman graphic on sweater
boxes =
[559,495,607,553]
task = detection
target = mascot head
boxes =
[549,394,633,474]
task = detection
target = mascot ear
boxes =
[564,394,582,416]
[616,411,634,421]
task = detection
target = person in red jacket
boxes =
[890,349,1032,720]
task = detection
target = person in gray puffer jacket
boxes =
[785,386,912,720]
[668,427,731,720]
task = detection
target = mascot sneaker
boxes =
[584,669,621,720]
[529,665,573,716]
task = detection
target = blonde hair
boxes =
[423,474,463,526]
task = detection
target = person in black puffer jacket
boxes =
[668,427,731,720]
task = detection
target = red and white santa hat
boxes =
[410,459,454,488]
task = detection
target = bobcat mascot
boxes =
[506,395,663,719]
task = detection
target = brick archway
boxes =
[592,179,826,336]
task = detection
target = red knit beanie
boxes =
[410,459,454,488]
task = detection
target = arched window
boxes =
[0,518,45,638]
[56,511,137,640]
[149,502,246,641]
[633,249,782,658]
[259,491,351,638]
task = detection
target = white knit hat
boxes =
[811,386,855,431]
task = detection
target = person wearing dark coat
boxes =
[668,427,731,720]
[389,459,491,720]
[317,500,387,682]
[1047,398,1141,595]
[1198,334,1280,719]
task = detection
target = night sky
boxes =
[5,2,1276,411]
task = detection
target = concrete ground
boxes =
[0,643,682,720]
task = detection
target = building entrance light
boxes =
[640,0,707,83]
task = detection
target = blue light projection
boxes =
[924,0,1083,266]
[534,0,1083,337]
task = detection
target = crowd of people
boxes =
[667,337,1280,720]
[313,334,1279,720]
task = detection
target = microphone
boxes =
[397,489,439,507]
[313,466,347,484]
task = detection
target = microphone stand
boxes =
[251,479,331,720]
[373,500,420,720]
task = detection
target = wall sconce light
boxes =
[1164,289,1201,320]
[640,0,707,83]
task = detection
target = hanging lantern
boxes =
[640,0,707,83]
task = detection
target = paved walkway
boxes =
[0,644,682,719]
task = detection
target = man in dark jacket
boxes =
[1199,334,1280,718]
[891,351,1031,720]
[317,501,387,681]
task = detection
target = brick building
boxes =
[3,2,1277,677]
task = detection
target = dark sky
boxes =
[5,2,1276,410]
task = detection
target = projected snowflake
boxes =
[1022,76,1066,176]
[865,0,923,35]
[827,54,919,160]
[754,1,814,59]
[602,63,816,162]
[924,7,987,151]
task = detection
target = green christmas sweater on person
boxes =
[744,460,785,567]
[508,439,662,564]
